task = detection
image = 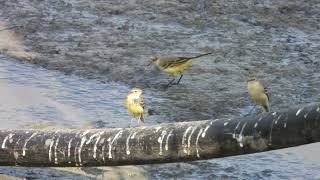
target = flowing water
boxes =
[0,0,320,179]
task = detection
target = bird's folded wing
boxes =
[264,87,270,101]
[139,98,144,109]
[161,57,191,69]
[259,80,270,101]
[133,98,144,109]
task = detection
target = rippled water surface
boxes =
[0,57,319,179]
[0,56,133,129]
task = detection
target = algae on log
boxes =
[0,103,320,167]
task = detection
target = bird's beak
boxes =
[147,61,152,66]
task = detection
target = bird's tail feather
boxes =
[190,52,213,59]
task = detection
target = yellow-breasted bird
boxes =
[247,77,270,112]
[149,52,213,86]
[125,87,144,126]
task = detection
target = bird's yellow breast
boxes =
[127,104,144,115]
[163,60,192,75]
[125,98,144,115]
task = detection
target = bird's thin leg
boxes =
[176,73,184,85]
[167,76,176,86]
[137,117,140,125]
[129,116,134,127]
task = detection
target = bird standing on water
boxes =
[125,87,144,126]
[247,77,270,112]
[149,52,213,86]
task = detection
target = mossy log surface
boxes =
[0,103,319,167]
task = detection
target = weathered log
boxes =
[0,103,320,167]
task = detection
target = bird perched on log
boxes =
[148,52,213,86]
[247,77,270,112]
[125,87,144,126]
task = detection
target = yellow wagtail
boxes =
[247,77,270,112]
[149,52,213,86]
[125,87,144,126]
